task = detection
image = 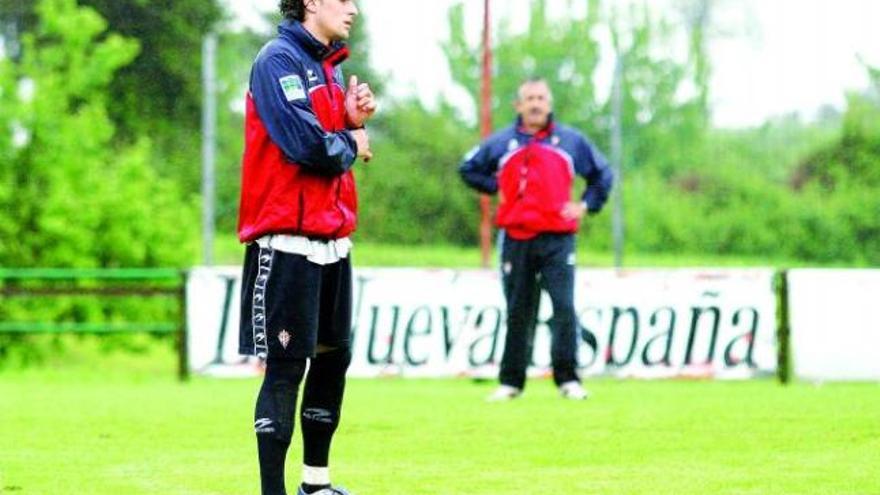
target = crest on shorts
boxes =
[278,329,291,349]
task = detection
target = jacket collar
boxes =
[279,20,350,65]
[516,113,556,140]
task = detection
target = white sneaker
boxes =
[558,381,588,400]
[296,486,351,495]
[486,384,522,402]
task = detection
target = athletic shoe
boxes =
[558,381,589,400]
[296,486,351,495]
[486,384,522,402]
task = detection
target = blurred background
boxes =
[0,0,878,366]
[2,0,879,270]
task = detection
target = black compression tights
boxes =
[255,358,306,495]
[300,347,352,467]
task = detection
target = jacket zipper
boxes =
[323,62,340,120]
[331,177,346,238]
[296,190,305,232]
[517,144,532,200]
[324,58,346,238]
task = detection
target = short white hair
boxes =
[516,78,553,103]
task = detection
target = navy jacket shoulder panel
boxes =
[457,125,520,194]
[248,30,356,176]
[552,124,614,212]
[482,125,522,163]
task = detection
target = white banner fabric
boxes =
[186,267,778,379]
[788,269,880,381]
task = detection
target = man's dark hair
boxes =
[280,0,306,21]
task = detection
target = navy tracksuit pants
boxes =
[499,232,580,389]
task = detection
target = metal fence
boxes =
[0,268,189,381]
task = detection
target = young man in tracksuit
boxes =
[237,1,375,494]
[459,78,614,401]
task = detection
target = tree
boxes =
[606,1,712,174]
[344,9,385,97]
[355,99,479,245]
[0,0,202,362]
[0,0,197,269]
[0,0,224,193]
[444,0,603,134]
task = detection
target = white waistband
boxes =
[256,235,352,266]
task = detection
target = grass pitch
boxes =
[214,237,844,269]
[1,367,879,495]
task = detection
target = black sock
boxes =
[300,348,351,467]
[255,359,306,495]
[257,436,290,495]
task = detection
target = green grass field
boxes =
[214,236,855,269]
[2,357,879,495]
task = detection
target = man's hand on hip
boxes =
[561,201,587,221]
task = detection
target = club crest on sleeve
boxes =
[279,75,306,101]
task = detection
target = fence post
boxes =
[178,270,190,382]
[611,55,625,268]
[775,270,791,385]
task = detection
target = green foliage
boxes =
[445,0,603,132]
[620,105,879,265]
[780,87,880,264]
[0,0,196,358]
[76,0,224,132]
[794,94,880,192]
[444,0,712,169]
[344,9,385,97]
[606,2,711,174]
[83,0,224,196]
[3,0,871,276]
[354,99,480,244]
[213,28,266,234]
[0,0,197,269]
[0,0,225,194]
[438,0,878,265]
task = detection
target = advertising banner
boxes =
[788,269,880,381]
[187,267,777,379]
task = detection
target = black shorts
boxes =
[238,242,352,360]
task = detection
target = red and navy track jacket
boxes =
[238,20,359,243]
[459,116,614,240]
